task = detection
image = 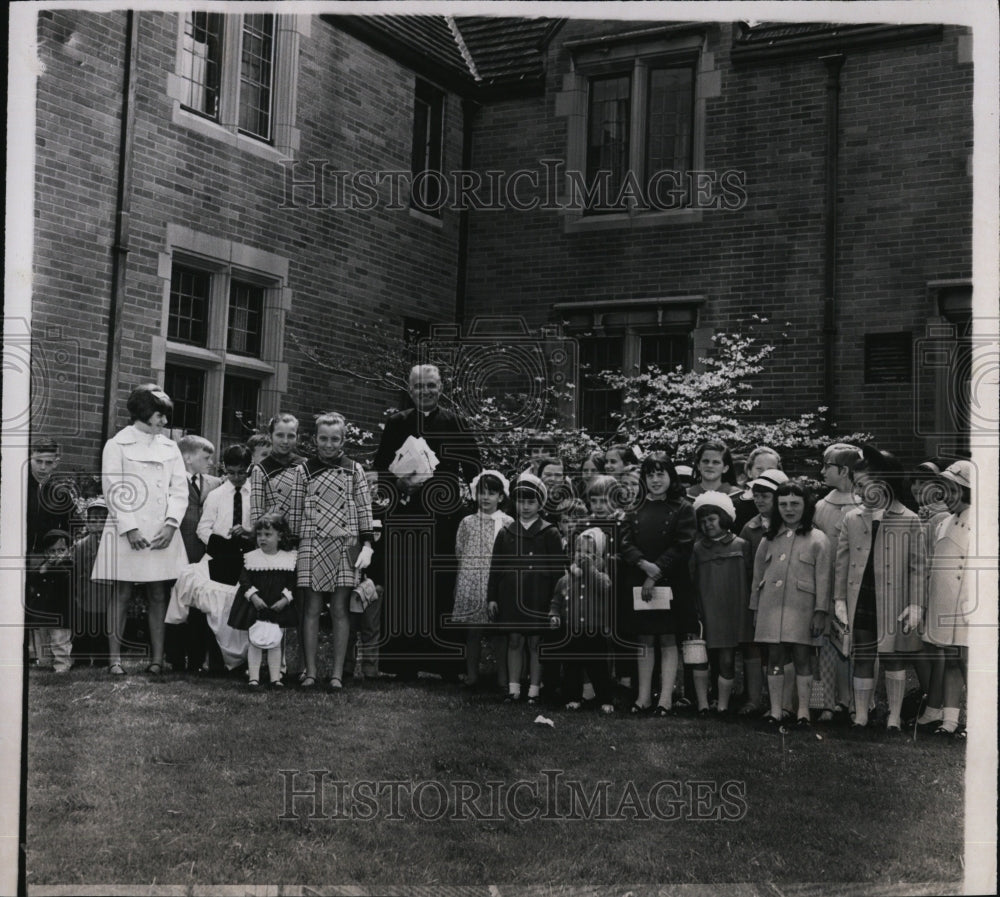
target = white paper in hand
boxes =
[390,435,440,483]
[632,586,673,611]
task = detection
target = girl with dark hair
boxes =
[488,473,565,705]
[452,470,513,688]
[604,443,641,476]
[618,451,698,715]
[751,481,831,728]
[92,384,188,676]
[249,412,304,680]
[687,440,742,501]
[227,512,299,688]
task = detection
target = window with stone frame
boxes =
[169,12,306,158]
[155,227,290,448]
[558,25,717,228]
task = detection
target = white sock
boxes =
[796,675,812,720]
[527,684,540,699]
[885,670,906,727]
[582,681,596,701]
[917,706,943,725]
[247,645,262,682]
[940,707,960,733]
[853,678,875,726]
[718,676,734,712]
[508,682,521,698]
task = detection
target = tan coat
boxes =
[751,528,831,645]
[924,508,972,647]
[834,502,925,653]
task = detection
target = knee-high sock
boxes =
[885,669,906,727]
[853,678,875,726]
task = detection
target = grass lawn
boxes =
[25,653,965,893]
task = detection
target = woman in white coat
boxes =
[92,384,188,675]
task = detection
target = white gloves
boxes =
[354,544,374,570]
[834,600,849,627]
[898,604,923,633]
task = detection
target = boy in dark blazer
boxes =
[166,435,222,672]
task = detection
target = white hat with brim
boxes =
[939,460,972,490]
[512,471,547,506]
[692,491,737,522]
[748,469,790,492]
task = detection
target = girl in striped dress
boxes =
[286,413,374,692]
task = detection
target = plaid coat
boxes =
[286,455,373,591]
[249,453,304,526]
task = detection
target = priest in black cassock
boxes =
[373,364,482,680]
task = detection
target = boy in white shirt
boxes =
[198,445,254,585]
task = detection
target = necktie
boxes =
[191,474,199,492]
[233,489,243,530]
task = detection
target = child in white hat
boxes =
[689,492,754,715]
[453,470,513,689]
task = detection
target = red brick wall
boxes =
[33,10,126,468]
[33,11,465,473]
[462,20,973,461]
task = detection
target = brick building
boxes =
[31,12,973,472]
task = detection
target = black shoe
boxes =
[504,692,521,703]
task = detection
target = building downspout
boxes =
[820,53,844,428]
[455,97,478,331]
[101,10,138,444]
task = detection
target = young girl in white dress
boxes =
[451,471,513,688]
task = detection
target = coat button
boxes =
[775,580,783,587]
[779,554,787,561]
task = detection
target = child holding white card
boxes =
[618,451,697,715]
